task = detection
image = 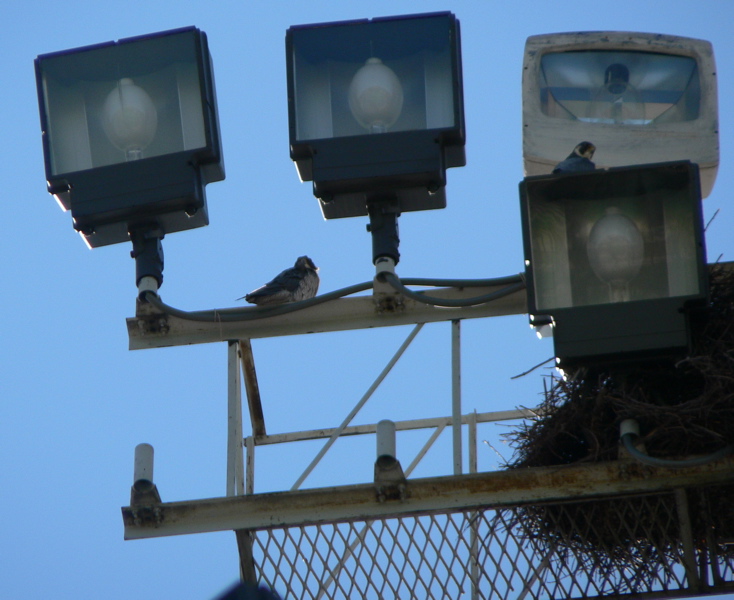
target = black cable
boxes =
[379,271,526,307]
[141,280,374,322]
[399,274,524,288]
[139,272,526,321]
[621,433,733,468]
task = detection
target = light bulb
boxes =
[102,78,158,161]
[587,207,644,302]
[586,63,646,124]
[348,58,403,133]
[604,63,630,95]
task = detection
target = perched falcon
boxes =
[552,141,596,174]
[240,256,319,306]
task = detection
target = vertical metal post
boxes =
[468,410,477,474]
[675,488,701,591]
[235,530,257,585]
[227,341,244,497]
[452,320,462,475]
[245,436,255,495]
[229,342,256,584]
[468,410,479,600]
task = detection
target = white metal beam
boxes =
[122,455,734,539]
[246,408,535,447]
[127,285,527,350]
[226,342,244,497]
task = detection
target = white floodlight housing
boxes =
[522,32,718,197]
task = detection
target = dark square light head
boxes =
[286,12,465,218]
[520,161,708,366]
[35,26,224,247]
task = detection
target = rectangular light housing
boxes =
[35,27,224,247]
[520,161,708,366]
[286,12,465,218]
[522,32,718,198]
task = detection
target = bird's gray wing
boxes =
[553,156,595,174]
[247,267,304,297]
[552,157,573,173]
[265,267,305,292]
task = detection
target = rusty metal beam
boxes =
[239,340,265,438]
[234,529,257,584]
[122,455,734,540]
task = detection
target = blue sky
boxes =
[3,1,734,598]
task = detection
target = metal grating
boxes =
[249,489,734,599]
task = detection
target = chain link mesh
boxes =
[248,489,734,599]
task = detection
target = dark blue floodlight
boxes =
[35,26,224,250]
[286,12,465,222]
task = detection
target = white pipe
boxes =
[134,443,154,486]
[619,418,640,438]
[373,257,397,295]
[376,420,396,458]
[374,256,396,276]
[137,275,159,297]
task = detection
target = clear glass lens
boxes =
[40,32,206,175]
[540,50,700,125]
[529,180,700,310]
[291,16,455,141]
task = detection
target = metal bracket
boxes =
[126,505,164,528]
[374,455,408,503]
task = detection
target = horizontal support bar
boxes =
[122,455,734,539]
[249,408,536,446]
[127,285,527,350]
[127,263,732,351]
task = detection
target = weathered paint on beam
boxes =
[122,455,734,540]
[127,285,527,350]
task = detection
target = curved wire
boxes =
[399,274,525,288]
[621,433,733,468]
[379,271,526,307]
[140,280,374,322]
[139,272,527,321]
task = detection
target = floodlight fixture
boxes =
[520,161,708,367]
[286,11,465,229]
[35,26,224,258]
[522,32,718,197]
